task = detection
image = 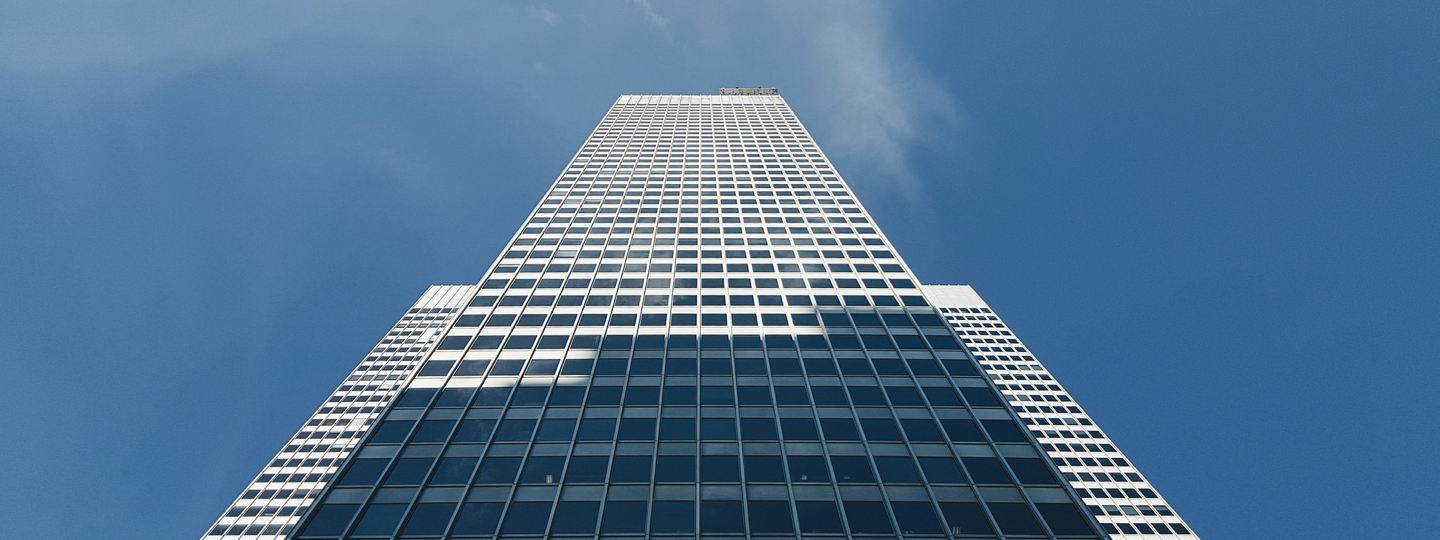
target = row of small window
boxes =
[517,236,879,248]
[437,332,961,354]
[527,213,852,224]
[393,381,999,410]
[1101,520,1191,536]
[469,295,928,311]
[493,263,906,276]
[367,415,1027,446]
[499,249,893,262]
[1075,486,1156,499]
[299,498,1095,538]
[339,453,1060,490]
[481,277,913,291]
[460,309,942,328]
[421,352,975,380]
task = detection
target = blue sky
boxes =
[2,2,1437,539]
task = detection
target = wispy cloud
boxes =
[777,1,961,202]
[538,7,560,26]
[627,0,671,32]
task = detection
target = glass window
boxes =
[610,455,653,483]
[787,455,830,483]
[351,503,406,537]
[830,455,876,483]
[938,502,994,536]
[986,503,1044,536]
[297,504,359,537]
[961,457,1012,485]
[917,456,966,484]
[500,501,553,535]
[1036,503,1096,536]
[651,500,696,534]
[701,455,741,482]
[601,500,648,534]
[747,500,794,534]
[1006,457,1060,485]
[743,455,785,483]
[656,454,696,482]
[452,419,495,443]
[337,458,388,486]
[520,456,565,485]
[565,455,609,483]
[796,501,844,534]
[549,501,599,535]
[429,457,478,485]
[873,456,922,484]
[474,456,521,484]
[843,501,894,535]
[368,420,414,444]
[700,500,744,534]
[383,458,433,485]
[400,502,455,537]
[891,502,944,535]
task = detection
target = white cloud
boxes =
[777,1,961,202]
[627,0,671,32]
[538,7,560,26]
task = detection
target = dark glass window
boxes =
[960,388,1003,408]
[962,456,1012,485]
[452,419,495,443]
[1037,503,1096,535]
[938,502,994,536]
[987,503,1044,536]
[780,418,820,440]
[450,502,503,536]
[549,501,599,535]
[917,456,966,484]
[796,501,844,534]
[535,418,576,442]
[298,504,359,537]
[435,388,475,407]
[337,458,387,486]
[891,502,945,535]
[787,455,830,483]
[701,455,741,482]
[565,455,609,483]
[474,456,521,484]
[411,420,455,443]
[651,500,696,534]
[382,458,432,485]
[601,501,648,534]
[577,418,616,441]
[351,503,406,537]
[900,418,946,442]
[618,417,657,441]
[819,417,862,441]
[610,455,653,483]
[700,500,744,534]
[747,500,794,534]
[940,419,986,443]
[874,456,922,483]
[368,420,414,444]
[400,502,455,537]
[830,455,876,483]
[743,455,785,483]
[740,417,779,440]
[1006,457,1060,485]
[494,419,536,442]
[981,419,1028,443]
[500,501,553,535]
[843,501,894,534]
[659,417,696,441]
[860,418,904,442]
[656,454,696,482]
[520,456,565,485]
[429,457,478,485]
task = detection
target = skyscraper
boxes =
[205,89,1191,539]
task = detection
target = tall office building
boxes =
[205,89,1191,539]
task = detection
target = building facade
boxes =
[204,90,1190,539]
[923,286,1196,539]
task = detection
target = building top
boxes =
[719,87,778,95]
